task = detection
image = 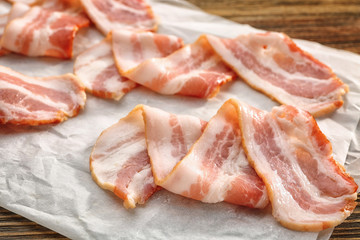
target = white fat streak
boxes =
[112,1,148,15]
[28,9,66,56]
[161,56,222,95]
[125,58,165,90]
[74,39,115,90]
[239,102,356,225]
[272,108,354,202]
[1,5,38,52]
[238,33,341,95]
[241,33,327,79]
[0,66,85,116]
[0,15,8,36]
[81,0,155,34]
[127,42,221,95]
[144,105,203,181]
[0,73,81,114]
[91,109,146,186]
[113,30,138,72]
[202,117,244,203]
[207,35,344,114]
[143,106,176,180]
[0,101,58,122]
[113,30,160,73]
[124,45,192,90]
[113,30,182,73]
[161,156,202,196]
[162,105,249,203]
[8,3,30,22]
[126,165,154,204]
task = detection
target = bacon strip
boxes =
[0,13,10,56]
[74,30,183,100]
[74,35,137,100]
[237,100,358,231]
[123,35,237,98]
[149,101,269,208]
[90,102,269,209]
[0,65,86,125]
[205,32,348,117]
[1,5,89,58]
[91,99,357,231]
[5,0,38,5]
[112,30,184,74]
[90,106,158,209]
[80,0,157,35]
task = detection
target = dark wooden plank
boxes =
[0,0,359,239]
[187,0,360,54]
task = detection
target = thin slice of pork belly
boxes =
[124,35,237,98]
[90,103,269,209]
[206,32,348,117]
[237,100,358,231]
[90,106,158,209]
[149,101,268,208]
[0,65,86,125]
[74,35,137,100]
[112,30,184,74]
[74,30,183,100]
[1,5,89,58]
[79,0,157,35]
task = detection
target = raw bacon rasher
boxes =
[73,35,137,100]
[237,101,357,231]
[90,99,357,231]
[80,0,157,35]
[74,30,184,100]
[123,35,237,98]
[90,101,269,209]
[1,4,89,58]
[205,32,348,117]
[0,65,86,125]
[112,30,184,74]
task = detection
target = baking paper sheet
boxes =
[1,0,360,239]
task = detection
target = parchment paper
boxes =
[1,0,360,239]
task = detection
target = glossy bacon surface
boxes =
[206,32,348,117]
[113,30,184,74]
[80,0,156,35]
[124,35,237,98]
[90,99,357,231]
[1,5,89,58]
[90,102,268,209]
[74,30,183,100]
[0,65,86,125]
[74,35,137,100]
[237,101,358,231]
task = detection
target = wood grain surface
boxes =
[1,0,360,239]
[188,0,360,54]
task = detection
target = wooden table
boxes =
[1,0,359,239]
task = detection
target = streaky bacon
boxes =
[91,99,357,231]
[205,32,348,117]
[74,35,137,100]
[0,13,10,56]
[148,101,269,208]
[90,102,269,209]
[74,30,184,100]
[0,65,86,125]
[1,4,89,58]
[123,35,237,98]
[90,106,158,209]
[112,30,184,74]
[80,0,157,35]
[237,100,358,231]
[5,0,38,4]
